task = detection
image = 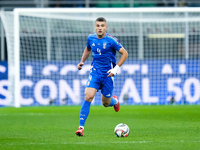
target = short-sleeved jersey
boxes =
[87,33,122,73]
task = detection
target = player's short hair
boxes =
[95,17,106,22]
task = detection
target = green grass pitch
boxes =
[0,105,200,150]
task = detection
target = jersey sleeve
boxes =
[110,36,122,51]
[86,36,91,50]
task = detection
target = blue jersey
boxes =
[86,33,122,73]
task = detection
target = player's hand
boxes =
[107,71,115,77]
[77,62,84,70]
[107,65,120,77]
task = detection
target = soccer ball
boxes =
[114,123,129,137]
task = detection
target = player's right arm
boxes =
[77,47,91,70]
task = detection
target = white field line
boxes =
[0,113,46,116]
[1,140,200,145]
[1,141,149,146]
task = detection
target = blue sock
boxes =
[109,96,117,106]
[79,100,91,127]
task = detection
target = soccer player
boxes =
[75,17,128,136]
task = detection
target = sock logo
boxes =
[80,118,84,120]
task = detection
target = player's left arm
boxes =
[107,47,128,77]
[116,47,128,67]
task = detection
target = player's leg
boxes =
[76,71,100,136]
[101,95,120,112]
[75,87,97,136]
[101,76,120,112]
[79,87,97,127]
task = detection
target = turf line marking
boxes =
[1,141,149,146]
[1,140,200,146]
[75,141,149,144]
[0,113,45,116]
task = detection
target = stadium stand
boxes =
[0,0,200,9]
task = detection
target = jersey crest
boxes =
[103,43,106,49]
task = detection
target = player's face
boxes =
[95,21,107,38]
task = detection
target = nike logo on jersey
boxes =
[92,43,95,46]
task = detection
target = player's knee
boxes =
[85,94,94,102]
[102,101,109,107]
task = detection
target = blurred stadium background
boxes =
[0,0,200,107]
